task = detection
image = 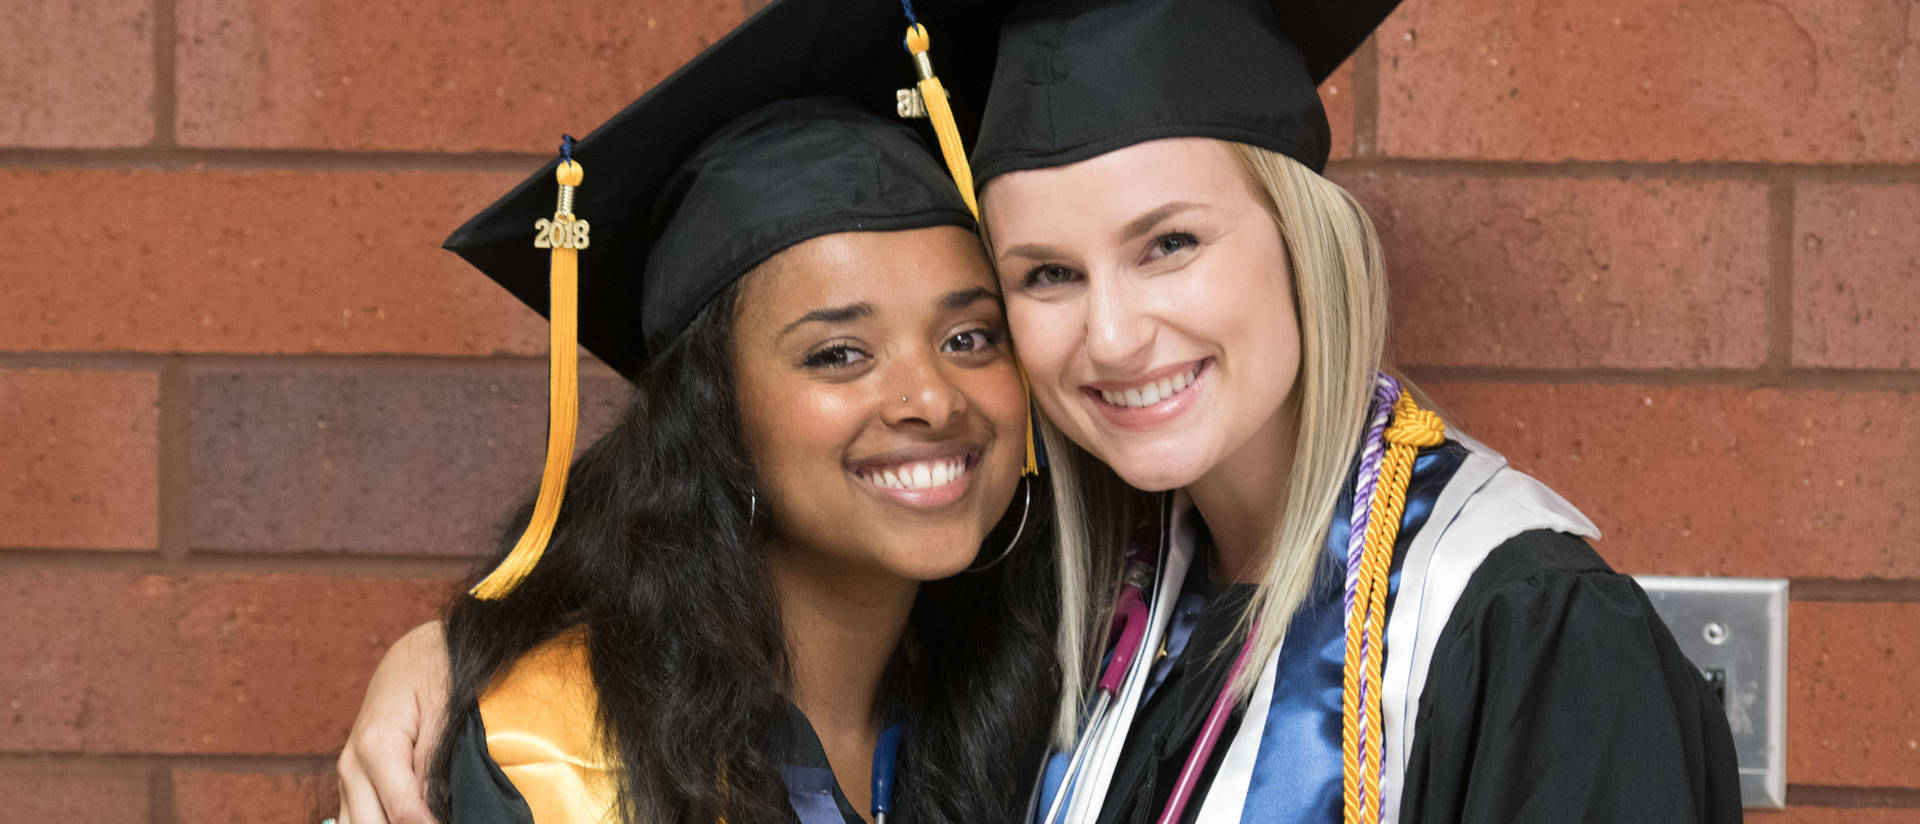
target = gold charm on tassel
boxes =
[469,155,587,600]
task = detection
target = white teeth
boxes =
[1097,364,1204,408]
[865,458,969,491]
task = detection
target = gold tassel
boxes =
[1015,363,1039,477]
[903,24,977,217]
[470,158,589,600]
[902,23,1037,475]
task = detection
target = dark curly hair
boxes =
[427,281,1060,822]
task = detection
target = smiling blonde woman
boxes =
[972,0,1741,821]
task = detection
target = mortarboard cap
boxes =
[971,0,1402,182]
[445,0,1009,379]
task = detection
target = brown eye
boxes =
[800,344,869,370]
[941,328,1000,354]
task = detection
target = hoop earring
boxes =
[969,476,1031,572]
[745,488,757,539]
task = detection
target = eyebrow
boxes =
[995,201,1208,264]
[940,286,1002,312]
[1119,201,1205,242]
[778,301,875,339]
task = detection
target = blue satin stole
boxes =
[1237,442,1464,822]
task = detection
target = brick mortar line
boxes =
[5,758,1916,806]
[157,358,191,561]
[1350,36,1379,159]
[1326,157,1920,183]
[151,0,177,149]
[1787,784,1920,808]
[1400,366,1920,391]
[1766,180,1796,374]
[0,351,539,371]
[6,549,1912,601]
[1788,579,1920,603]
[1,149,1915,180]
[5,354,1920,390]
[0,148,549,173]
[0,549,475,579]
[6,356,1918,393]
[0,752,334,772]
[0,351,629,382]
[150,764,175,824]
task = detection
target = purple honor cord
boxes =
[1342,373,1401,766]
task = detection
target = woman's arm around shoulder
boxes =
[337,620,451,824]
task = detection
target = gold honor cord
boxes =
[1341,395,1444,823]
[470,158,588,600]
[900,23,1038,477]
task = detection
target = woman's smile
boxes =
[848,445,981,509]
[1083,358,1212,430]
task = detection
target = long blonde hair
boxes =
[1040,143,1397,741]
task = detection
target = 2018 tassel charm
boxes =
[469,145,587,600]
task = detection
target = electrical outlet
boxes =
[1634,576,1788,809]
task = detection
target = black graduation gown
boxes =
[1083,530,1742,824]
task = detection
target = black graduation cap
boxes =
[971,0,1402,182]
[444,0,1010,380]
[447,0,1019,600]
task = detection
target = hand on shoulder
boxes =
[335,620,451,824]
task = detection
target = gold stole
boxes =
[477,631,619,823]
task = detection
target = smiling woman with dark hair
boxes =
[332,0,1055,820]
[432,211,1055,824]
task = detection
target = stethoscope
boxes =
[1036,517,1262,824]
[871,722,905,824]
[1038,552,1153,824]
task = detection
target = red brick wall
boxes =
[0,0,1911,820]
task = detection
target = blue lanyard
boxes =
[871,722,906,823]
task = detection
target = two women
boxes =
[338,0,1742,821]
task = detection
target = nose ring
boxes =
[901,395,909,404]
